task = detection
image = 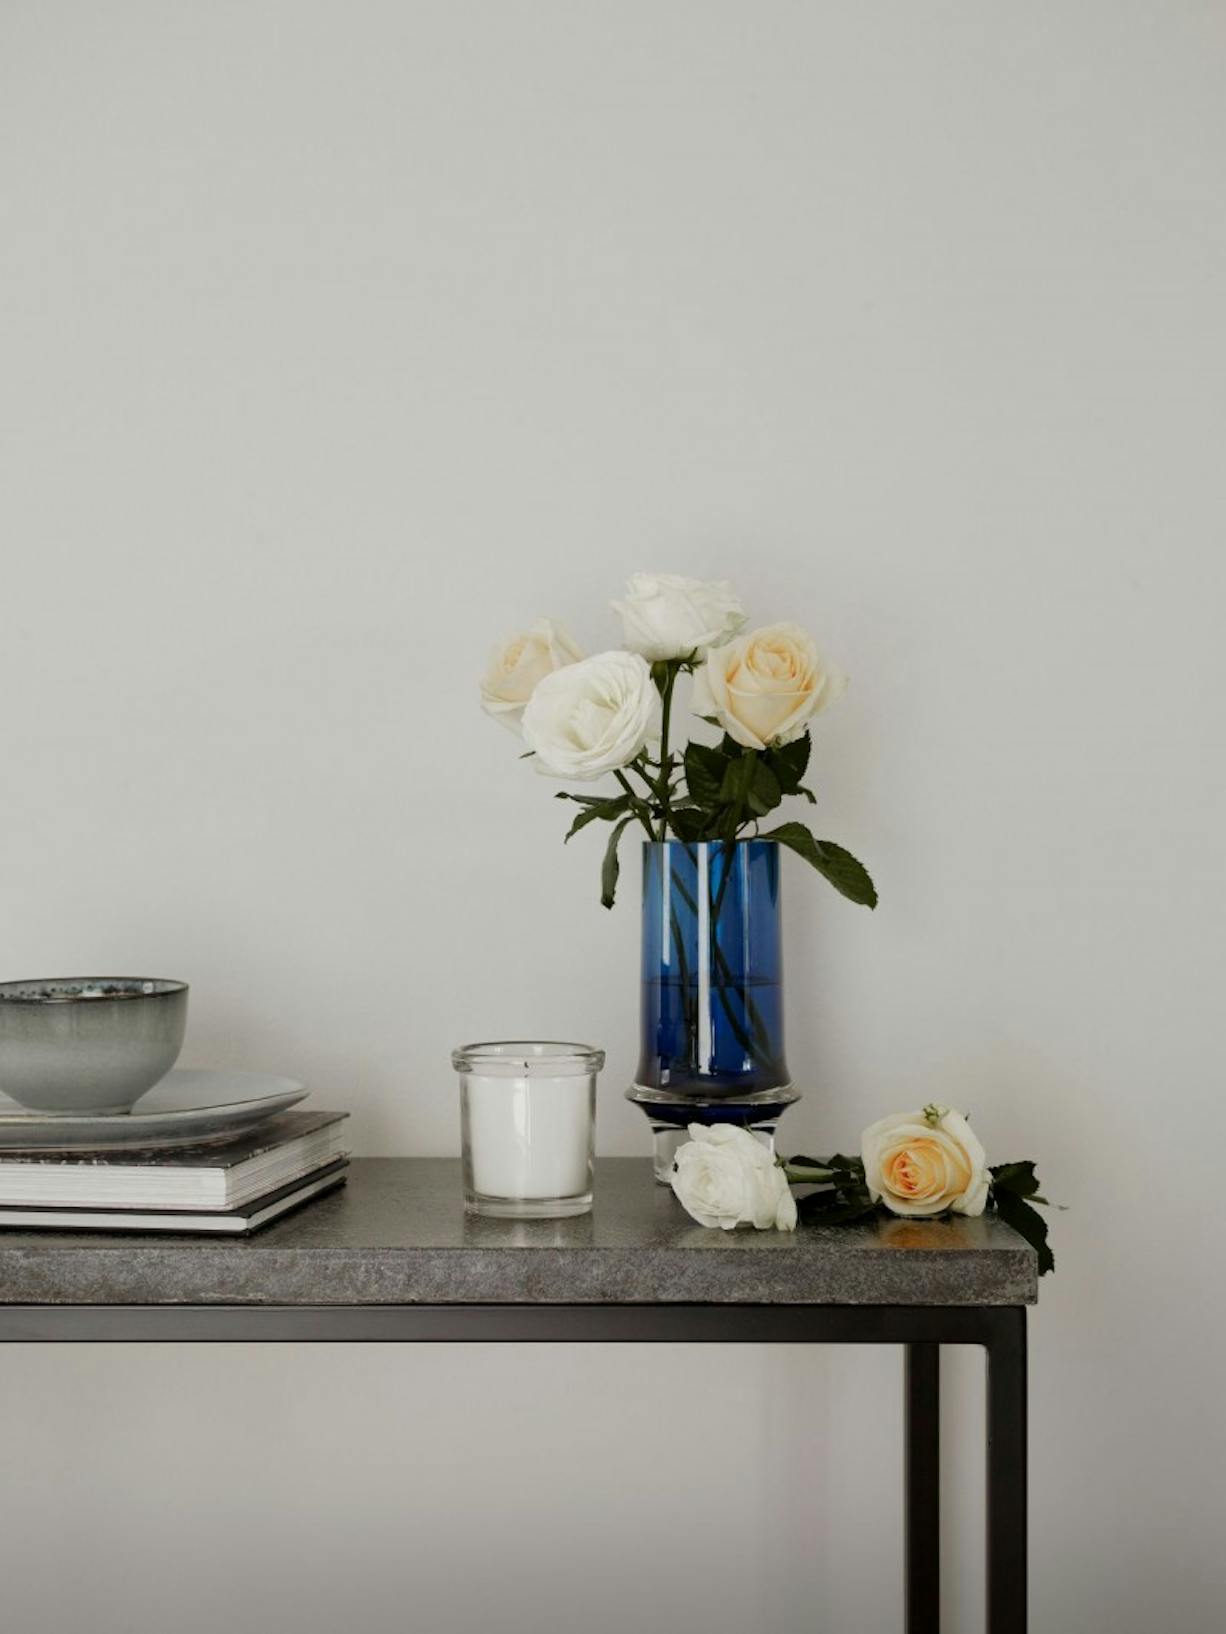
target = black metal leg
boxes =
[985,1308,1028,1634]
[0,1301,1031,1631]
[906,1343,941,1633]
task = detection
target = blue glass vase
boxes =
[636,840,789,1098]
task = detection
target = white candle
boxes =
[453,1041,603,1218]
[467,1073,592,1201]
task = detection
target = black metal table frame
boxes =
[1,1301,1026,1634]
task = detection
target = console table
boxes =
[0,1157,1036,1633]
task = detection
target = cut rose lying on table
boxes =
[670,1106,1056,1275]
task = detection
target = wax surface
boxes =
[466,1074,592,1201]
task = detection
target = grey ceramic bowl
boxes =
[0,979,189,1114]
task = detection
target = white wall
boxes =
[2,3,1224,1629]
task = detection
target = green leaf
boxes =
[747,758,782,817]
[761,823,878,908]
[796,1191,879,1226]
[684,742,726,808]
[563,795,630,843]
[564,807,608,842]
[599,815,636,910]
[718,752,758,807]
[989,1161,1041,1199]
[668,805,710,843]
[785,1155,836,1174]
[991,1186,1055,1276]
[768,734,811,793]
[789,1153,867,1189]
[717,733,743,758]
[783,1161,837,1183]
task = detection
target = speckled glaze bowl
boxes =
[0,979,189,1114]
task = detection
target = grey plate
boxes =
[0,1070,309,1151]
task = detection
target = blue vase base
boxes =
[626,1082,799,1128]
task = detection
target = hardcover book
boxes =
[0,1162,349,1233]
[0,1110,350,1210]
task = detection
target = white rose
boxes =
[522,649,658,780]
[671,1124,798,1232]
[861,1106,989,1218]
[612,573,747,661]
[692,621,847,749]
[480,619,583,734]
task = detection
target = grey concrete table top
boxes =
[0,1158,1038,1307]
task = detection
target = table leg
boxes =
[985,1308,1027,1633]
[906,1342,941,1632]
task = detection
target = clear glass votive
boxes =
[452,1041,604,1219]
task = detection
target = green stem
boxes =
[655,664,678,842]
[625,758,659,796]
[614,770,655,839]
[668,900,698,1070]
[670,857,777,1075]
[709,836,736,927]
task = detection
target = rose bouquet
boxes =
[670,1107,1056,1274]
[480,573,876,912]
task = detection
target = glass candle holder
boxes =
[452,1041,604,1218]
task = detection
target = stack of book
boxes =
[0,1110,349,1233]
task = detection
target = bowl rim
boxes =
[0,978,189,1005]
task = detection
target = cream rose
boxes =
[480,619,583,734]
[861,1106,989,1218]
[612,573,747,661]
[671,1124,798,1232]
[692,622,846,749]
[522,649,658,780]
